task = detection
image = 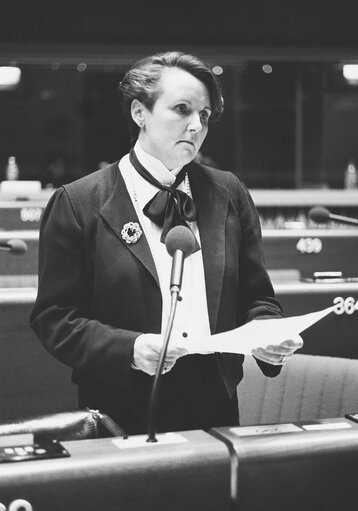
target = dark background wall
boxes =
[1,1,358,189]
[1,1,358,48]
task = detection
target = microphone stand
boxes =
[146,284,181,443]
[145,226,195,443]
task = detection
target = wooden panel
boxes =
[0,231,39,276]
[0,201,46,230]
[263,229,358,278]
[275,281,358,358]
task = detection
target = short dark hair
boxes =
[118,50,224,144]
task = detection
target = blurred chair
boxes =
[239,354,358,425]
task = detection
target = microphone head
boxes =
[6,238,28,255]
[165,226,196,257]
[308,206,330,224]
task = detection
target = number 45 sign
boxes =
[333,296,358,315]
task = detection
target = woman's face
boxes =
[134,67,212,170]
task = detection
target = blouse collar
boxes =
[134,141,183,186]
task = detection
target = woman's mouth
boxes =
[178,140,195,147]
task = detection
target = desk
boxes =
[0,296,76,421]
[0,194,52,230]
[211,416,358,511]
[274,280,358,358]
[0,431,231,511]
[0,231,39,277]
[263,228,358,278]
[1,418,358,510]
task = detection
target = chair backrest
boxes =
[238,354,358,425]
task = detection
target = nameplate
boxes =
[302,422,352,431]
[229,423,302,437]
[0,181,41,195]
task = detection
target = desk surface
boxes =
[0,430,231,511]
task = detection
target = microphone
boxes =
[309,206,358,226]
[0,238,28,255]
[165,225,196,293]
[146,226,196,443]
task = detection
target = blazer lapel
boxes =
[190,165,228,334]
[98,163,228,329]
[99,168,159,287]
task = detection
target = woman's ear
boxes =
[131,99,145,128]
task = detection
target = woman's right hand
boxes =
[132,334,188,375]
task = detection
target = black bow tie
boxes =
[129,148,200,250]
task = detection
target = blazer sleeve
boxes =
[230,173,284,377]
[30,187,141,390]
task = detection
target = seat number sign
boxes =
[296,237,322,254]
[333,296,358,315]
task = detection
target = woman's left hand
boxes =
[251,334,304,366]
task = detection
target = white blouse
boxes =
[119,141,211,348]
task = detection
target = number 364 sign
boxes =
[333,296,358,315]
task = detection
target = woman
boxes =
[30,51,302,435]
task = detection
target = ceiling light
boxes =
[343,64,358,83]
[0,66,21,89]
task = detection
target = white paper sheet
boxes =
[177,305,335,355]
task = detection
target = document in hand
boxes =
[180,306,335,355]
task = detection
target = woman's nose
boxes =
[187,112,202,132]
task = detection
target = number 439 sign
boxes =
[333,296,358,315]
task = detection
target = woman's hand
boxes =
[132,334,188,375]
[251,334,303,366]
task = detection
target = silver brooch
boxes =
[121,222,142,244]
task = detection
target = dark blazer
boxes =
[30,160,283,404]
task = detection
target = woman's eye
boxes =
[200,111,210,122]
[175,104,187,114]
